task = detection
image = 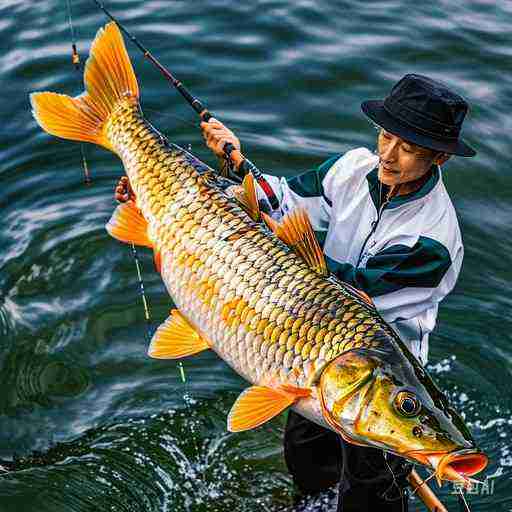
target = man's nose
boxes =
[381,137,400,161]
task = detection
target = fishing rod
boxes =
[92,0,280,211]
[65,0,92,185]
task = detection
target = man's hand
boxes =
[115,176,136,203]
[200,117,241,158]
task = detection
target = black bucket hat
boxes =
[361,74,476,157]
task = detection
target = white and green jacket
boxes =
[262,147,463,364]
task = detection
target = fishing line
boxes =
[381,452,406,511]
[65,0,92,185]
[337,436,409,510]
[127,225,186,381]
[408,469,437,497]
[143,108,198,129]
[458,488,471,512]
[129,242,153,344]
[337,436,347,510]
[143,106,300,182]
[129,213,186,382]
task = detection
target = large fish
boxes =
[30,22,487,486]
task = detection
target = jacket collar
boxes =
[366,165,440,210]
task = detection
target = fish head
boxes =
[318,347,488,485]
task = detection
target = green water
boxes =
[1,1,511,510]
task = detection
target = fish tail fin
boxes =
[29,22,139,151]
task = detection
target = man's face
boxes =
[377,129,443,186]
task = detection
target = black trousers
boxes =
[284,411,410,512]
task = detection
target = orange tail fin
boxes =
[29,22,139,151]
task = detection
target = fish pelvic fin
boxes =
[227,384,311,432]
[29,22,139,152]
[148,309,210,359]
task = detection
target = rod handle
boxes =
[201,115,280,210]
[225,146,280,210]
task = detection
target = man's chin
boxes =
[377,169,400,186]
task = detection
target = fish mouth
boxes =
[405,448,488,487]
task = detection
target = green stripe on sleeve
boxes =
[286,154,342,203]
[326,236,452,297]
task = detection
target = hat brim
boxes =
[361,100,476,157]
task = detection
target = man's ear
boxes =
[433,152,451,166]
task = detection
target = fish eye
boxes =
[394,391,421,418]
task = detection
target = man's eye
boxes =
[401,145,413,153]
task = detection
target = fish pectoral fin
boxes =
[263,207,328,276]
[148,309,210,359]
[106,202,153,248]
[227,384,311,432]
[240,172,261,222]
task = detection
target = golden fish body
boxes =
[30,22,488,483]
[105,99,384,424]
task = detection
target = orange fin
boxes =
[30,22,139,151]
[229,184,259,223]
[240,173,260,222]
[227,384,310,432]
[228,185,247,205]
[343,282,374,307]
[261,211,280,232]
[148,309,210,359]
[264,208,328,276]
[105,202,153,248]
[154,250,162,273]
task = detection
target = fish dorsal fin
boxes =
[263,208,328,276]
[106,202,153,248]
[227,384,311,432]
[241,172,261,222]
[261,211,280,233]
[229,185,250,211]
[342,282,374,308]
[148,309,210,359]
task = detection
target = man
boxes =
[199,74,476,511]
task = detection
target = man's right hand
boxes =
[200,117,241,158]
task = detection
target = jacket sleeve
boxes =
[261,154,341,232]
[325,235,463,323]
